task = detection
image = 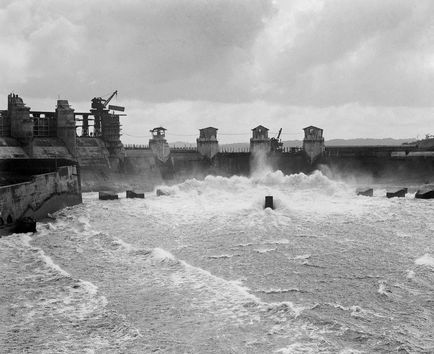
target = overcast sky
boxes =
[2,0,434,144]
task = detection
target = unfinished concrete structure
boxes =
[1,93,125,167]
[56,100,77,157]
[250,125,271,154]
[1,94,74,159]
[197,127,218,159]
[0,92,130,192]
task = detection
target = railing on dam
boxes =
[124,144,150,150]
[219,147,302,153]
[123,144,303,154]
[220,147,250,153]
[171,146,198,152]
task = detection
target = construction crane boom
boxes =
[91,90,118,110]
[270,128,283,152]
[104,90,118,107]
[277,128,282,140]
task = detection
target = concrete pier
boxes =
[264,196,274,209]
[126,190,145,199]
[99,191,118,200]
[415,185,434,199]
[386,188,407,198]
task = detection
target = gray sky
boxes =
[2,0,434,144]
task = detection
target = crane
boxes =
[271,128,283,152]
[276,128,282,140]
[91,90,118,110]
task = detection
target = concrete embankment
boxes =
[0,161,82,235]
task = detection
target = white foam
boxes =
[259,288,302,294]
[145,169,360,220]
[263,301,306,318]
[254,247,276,254]
[179,260,260,302]
[40,252,71,277]
[236,243,254,247]
[207,254,238,259]
[112,238,136,252]
[294,254,311,260]
[151,247,177,262]
[265,239,289,245]
[415,254,434,268]
[327,302,386,319]
[21,234,71,277]
[406,270,415,279]
[20,234,32,247]
[377,281,390,296]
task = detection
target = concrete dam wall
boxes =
[0,159,82,234]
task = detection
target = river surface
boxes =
[1,170,433,353]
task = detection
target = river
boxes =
[1,170,433,353]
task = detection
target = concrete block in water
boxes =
[386,188,408,198]
[15,217,36,234]
[264,196,274,209]
[356,188,373,197]
[99,191,118,200]
[156,189,169,196]
[126,190,145,199]
[415,185,434,199]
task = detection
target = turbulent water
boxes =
[1,170,434,353]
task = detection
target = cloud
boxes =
[259,0,434,106]
[2,0,434,142]
[2,0,434,107]
[0,0,273,102]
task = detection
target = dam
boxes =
[1,93,434,352]
[1,92,434,233]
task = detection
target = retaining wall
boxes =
[0,165,82,232]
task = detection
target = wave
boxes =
[264,239,290,245]
[258,288,304,294]
[254,247,277,254]
[262,301,307,318]
[142,246,306,320]
[151,247,177,262]
[292,254,311,260]
[207,254,240,259]
[321,302,387,319]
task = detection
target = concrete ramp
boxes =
[77,137,110,168]
[32,138,73,159]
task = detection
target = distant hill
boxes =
[221,138,417,149]
[325,138,416,146]
[169,138,417,150]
